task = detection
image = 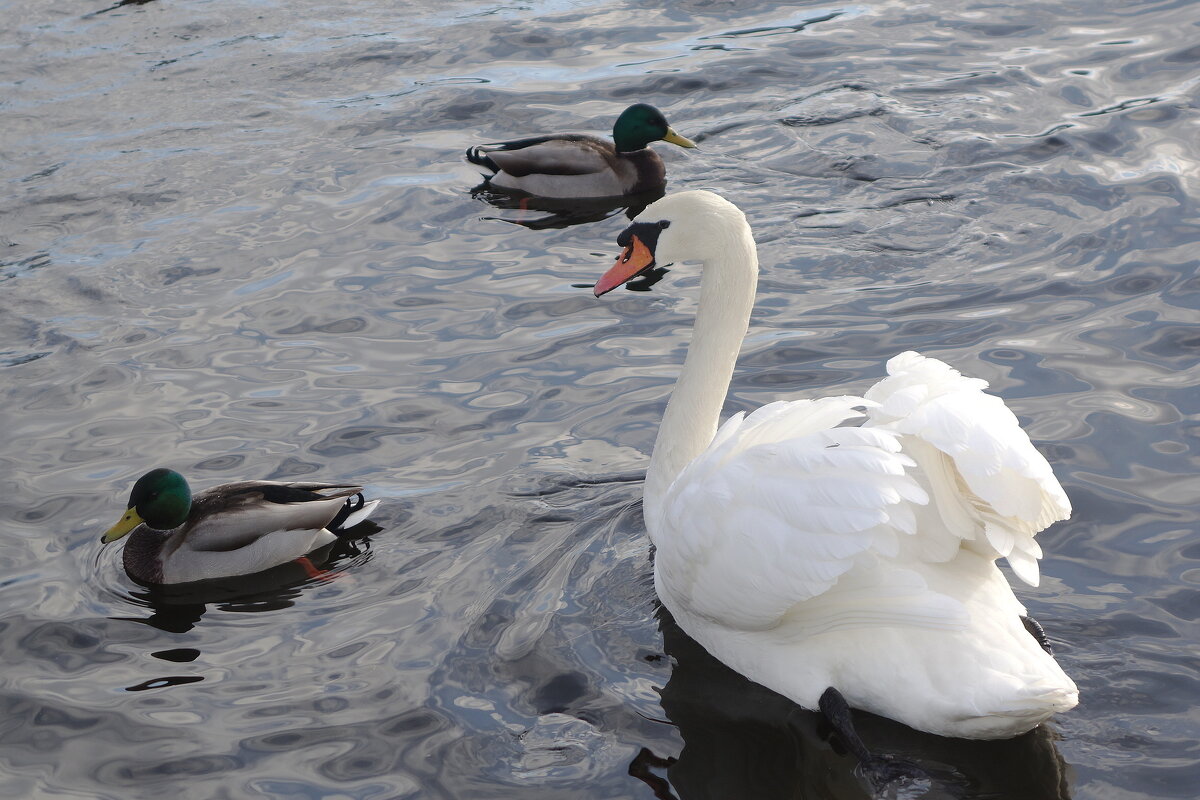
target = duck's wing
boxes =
[468,135,615,177]
[655,396,954,633]
[183,481,363,552]
[863,352,1072,586]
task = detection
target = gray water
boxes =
[3,0,1199,798]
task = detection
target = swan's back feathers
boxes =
[657,396,947,631]
[864,352,1071,586]
[653,356,1072,631]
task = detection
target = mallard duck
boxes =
[466,103,696,198]
[592,191,1078,741]
[101,468,380,585]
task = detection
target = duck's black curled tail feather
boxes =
[466,135,565,174]
[328,493,366,531]
[327,492,382,540]
[466,145,499,172]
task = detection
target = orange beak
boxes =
[594,235,655,297]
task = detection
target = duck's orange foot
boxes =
[295,556,336,582]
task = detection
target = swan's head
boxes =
[594,190,748,297]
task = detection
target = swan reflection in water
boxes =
[632,608,1073,800]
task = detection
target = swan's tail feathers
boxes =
[1014,684,1079,716]
[466,145,500,173]
[987,685,1079,734]
[957,680,1079,739]
[328,494,382,537]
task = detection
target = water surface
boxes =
[2,0,1199,798]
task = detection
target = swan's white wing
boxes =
[655,396,944,632]
[864,352,1071,586]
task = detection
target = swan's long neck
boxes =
[643,220,758,536]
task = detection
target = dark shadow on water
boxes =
[506,470,646,498]
[642,608,1073,800]
[126,675,205,692]
[470,184,663,231]
[116,528,377,634]
[85,0,157,17]
[577,265,671,294]
[569,265,670,294]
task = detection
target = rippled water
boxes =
[3,0,1199,797]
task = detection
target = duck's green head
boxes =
[101,468,192,543]
[612,104,697,153]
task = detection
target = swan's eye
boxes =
[658,220,671,229]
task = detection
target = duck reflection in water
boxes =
[117,529,377,634]
[470,185,665,231]
[631,608,1073,800]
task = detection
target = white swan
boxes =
[593,190,1078,739]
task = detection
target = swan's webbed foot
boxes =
[1021,614,1054,655]
[818,687,930,797]
[818,686,872,762]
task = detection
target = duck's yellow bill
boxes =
[102,508,143,544]
[662,128,697,149]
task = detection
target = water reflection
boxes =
[570,265,671,295]
[470,185,663,230]
[86,0,157,16]
[116,536,375,634]
[652,610,1073,800]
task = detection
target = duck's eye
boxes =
[658,220,671,229]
